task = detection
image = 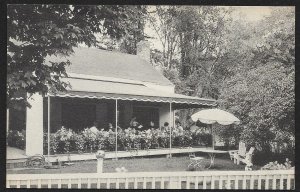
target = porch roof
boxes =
[50,81,217,108]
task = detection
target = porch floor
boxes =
[7,146,27,160]
[6,146,229,163]
[46,146,221,163]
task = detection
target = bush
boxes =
[261,158,293,170]
[44,126,215,154]
[7,129,26,150]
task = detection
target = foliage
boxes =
[74,134,85,153]
[218,8,295,154]
[7,5,147,109]
[261,158,293,170]
[148,6,233,129]
[149,7,294,157]
[53,127,74,153]
[82,128,98,152]
[147,6,181,70]
[7,130,26,150]
[42,126,212,154]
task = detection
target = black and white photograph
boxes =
[5,4,295,189]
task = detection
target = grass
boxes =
[7,153,260,174]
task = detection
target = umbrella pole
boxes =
[211,124,214,150]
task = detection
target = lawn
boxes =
[7,153,260,174]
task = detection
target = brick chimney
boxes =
[137,40,150,63]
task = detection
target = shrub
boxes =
[50,133,59,154]
[82,128,98,152]
[7,129,26,150]
[261,158,293,170]
[74,133,85,153]
[46,126,215,154]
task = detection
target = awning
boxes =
[49,80,217,108]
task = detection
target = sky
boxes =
[145,6,274,50]
[229,6,272,21]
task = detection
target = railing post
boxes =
[250,175,254,189]
[161,177,165,189]
[272,175,276,189]
[96,150,105,173]
[279,175,284,190]
[234,175,238,189]
[265,175,269,190]
[287,174,291,189]
[195,176,199,189]
[169,176,179,189]
[211,176,215,189]
[258,175,261,189]
[203,176,207,189]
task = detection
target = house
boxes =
[9,41,217,156]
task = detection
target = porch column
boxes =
[6,108,9,136]
[115,99,118,160]
[26,93,44,156]
[47,96,50,157]
[169,102,172,157]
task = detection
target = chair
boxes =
[240,147,255,165]
[234,147,255,165]
[228,142,246,162]
[188,152,204,170]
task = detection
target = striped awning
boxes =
[48,79,217,108]
[51,90,216,107]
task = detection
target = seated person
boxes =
[149,121,156,131]
[176,122,184,135]
[108,123,113,132]
[130,117,139,129]
[190,123,200,133]
[161,122,169,132]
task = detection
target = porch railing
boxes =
[7,169,294,189]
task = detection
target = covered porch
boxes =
[8,78,217,157]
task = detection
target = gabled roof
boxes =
[46,47,173,86]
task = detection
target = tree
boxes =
[147,6,233,127]
[219,7,295,153]
[147,6,180,70]
[7,5,146,108]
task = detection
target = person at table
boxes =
[130,117,139,129]
[108,123,113,132]
[190,122,200,133]
[176,122,184,135]
[160,122,169,132]
[149,121,155,129]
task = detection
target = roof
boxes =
[46,47,173,86]
[50,80,217,108]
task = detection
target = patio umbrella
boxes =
[191,108,240,149]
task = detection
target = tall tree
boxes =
[219,7,295,153]
[147,6,180,70]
